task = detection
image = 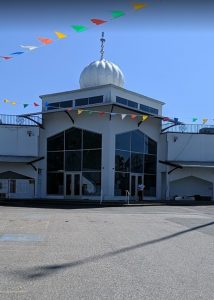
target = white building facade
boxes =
[1,55,214,202]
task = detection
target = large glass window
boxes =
[47,152,64,171]
[47,128,102,195]
[65,151,81,171]
[47,173,64,195]
[82,172,101,195]
[115,130,157,197]
[116,132,131,151]
[65,128,82,150]
[115,172,129,196]
[89,96,103,105]
[83,150,101,171]
[47,132,64,151]
[115,150,130,172]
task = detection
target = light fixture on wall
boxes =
[173,136,178,142]
[27,130,33,137]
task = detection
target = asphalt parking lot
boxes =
[0,204,214,300]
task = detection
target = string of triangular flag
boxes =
[0,3,148,61]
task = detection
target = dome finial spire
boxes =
[100,32,105,60]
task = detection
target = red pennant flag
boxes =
[91,19,107,25]
[38,37,53,45]
[33,102,39,107]
[163,117,170,121]
[1,56,13,60]
[131,114,137,119]
[99,112,105,117]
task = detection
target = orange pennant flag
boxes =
[55,31,67,39]
[131,114,137,119]
[38,37,53,45]
[133,3,147,10]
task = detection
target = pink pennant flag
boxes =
[38,37,53,45]
[33,102,39,107]
[163,117,170,121]
[99,112,105,117]
[1,56,13,60]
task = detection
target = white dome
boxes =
[79,59,124,89]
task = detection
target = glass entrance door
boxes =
[65,173,81,197]
[131,174,144,199]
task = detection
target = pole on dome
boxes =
[100,32,105,60]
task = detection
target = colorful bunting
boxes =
[99,112,105,117]
[33,102,39,107]
[67,108,72,112]
[20,45,38,51]
[23,104,29,108]
[91,19,107,25]
[121,114,127,120]
[71,25,87,32]
[45,101,49,107]
[112,11,125,18]
[163,117,170,122]
[131,114,137,119]
[133,3,147,10]
[192,117,197,122]
[202,118,208,124]
[10,52,24,55]
[11,102,16,105]
[174,118,179,124]
[38,37,53,45]
[54,31,67,39]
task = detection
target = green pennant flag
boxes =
[192,117,197,122]
[23,104,29,108]
[71,25,87,32]
[112,11,125,18]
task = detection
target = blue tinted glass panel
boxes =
[144,175,156,196]
[47,102,60,110]
[131,130,144,153]
[89,96,103,105]
[115,172,130,196]
[75,98,88,107]
[128,100,138,109]
[116,132,131,151]
[115,150,130,172]
[116,97,127,106]
[65,151,82,171]
[140,104,158,115]
[131,153,144,173]
[144,154,156,174]
[65,128,82,150]
[60,100,73,108]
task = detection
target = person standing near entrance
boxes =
[137,183,145,201]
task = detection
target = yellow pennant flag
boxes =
[202,118,208,124]
[11,102,16,105]
[78,109,84,115]
[55,31,67,39]
[3,99,10,103]
[133,3,147,10]
[142,115,148,121]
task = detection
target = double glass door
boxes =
[65,173,81,197]
[131,174,144,199]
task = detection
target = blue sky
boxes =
[1,0,214,124]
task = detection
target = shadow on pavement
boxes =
[10,220,214,280]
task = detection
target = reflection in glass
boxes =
[83,131,102,149]
[83,150,101,171]
[144,175,156,196]
[115,172,130,196]
[145,136,157,155]
[131,130,144,153]
[65,128,82,150]
[47,173,64,195]
[82,172,101,195]
[131,153,144,173]
[144,155,156,174]
[47,132,64,151]
[115,150,130,172]
[47,152,64,171]
[65,151,81,171]
[116,132,130,151]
